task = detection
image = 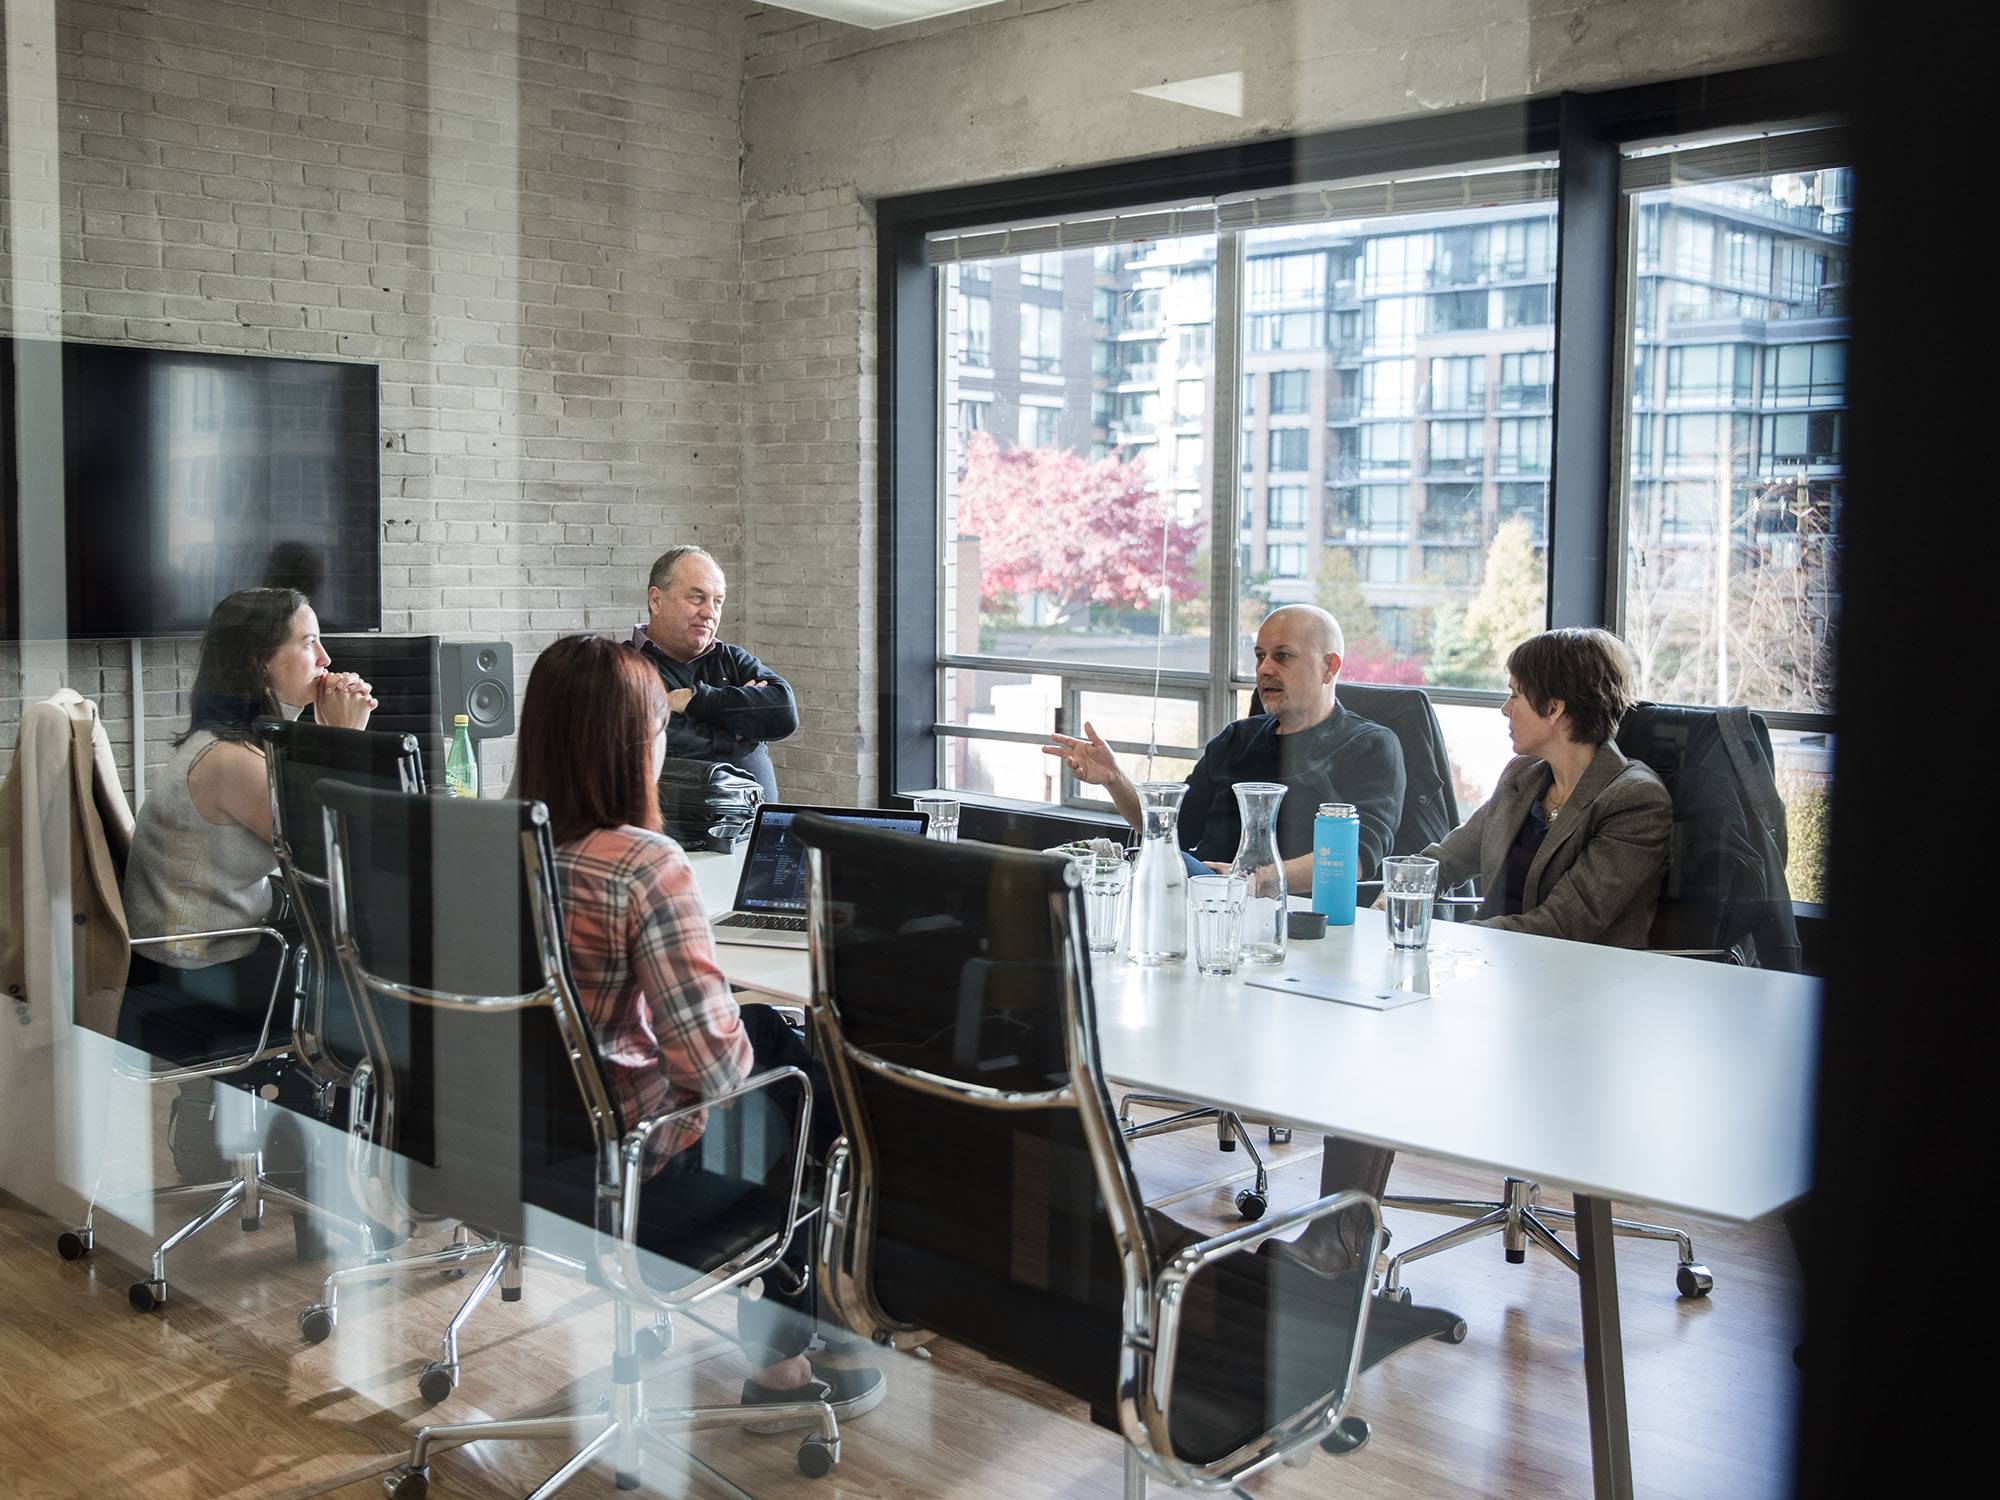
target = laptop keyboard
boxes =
[715,912,807,933]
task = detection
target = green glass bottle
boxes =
[445,713,478,798]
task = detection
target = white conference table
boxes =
[686,847,1820,1500]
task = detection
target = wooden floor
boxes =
[0,1094,1802,1500]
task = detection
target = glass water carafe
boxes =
[1230,781,1288,964]
[1127,781,1189,965]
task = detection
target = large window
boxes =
[905,97,1841,865]
[936,237,1216,804]
[1228,183,1557,688]
[1618,136,1849,894]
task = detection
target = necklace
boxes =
[1545,786,1570,821]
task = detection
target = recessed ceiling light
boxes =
[766,1,1006,29]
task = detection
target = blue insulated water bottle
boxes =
[1312,802,1359,926]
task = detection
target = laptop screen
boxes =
[734,805,928,912]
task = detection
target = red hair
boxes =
[510,635,667,845]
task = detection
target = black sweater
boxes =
[630,629,798,799]
[1178,705,1406,875]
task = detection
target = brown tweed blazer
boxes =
[1419,741,1671,948]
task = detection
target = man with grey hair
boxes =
[631,545,797,800]
[1046,603,1404,892]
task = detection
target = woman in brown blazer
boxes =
[1423,626,1670,947]
[1287,628,1672,1276]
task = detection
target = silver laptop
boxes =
[709,803,930,948]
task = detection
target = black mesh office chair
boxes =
[256,718,425,1087]
[315,782,839,1497]
[1617,701,1801,972]
[1118,682,1460,1219]
[257,719,523,1362]
[1380,702,1794,1303]
[794,813,1463,1494]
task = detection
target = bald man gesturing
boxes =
[1045,605,1405,893]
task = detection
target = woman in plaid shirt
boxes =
[512,634,884,1431]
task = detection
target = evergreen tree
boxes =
[1310,547,1381,648]
[1426,519,1547,686]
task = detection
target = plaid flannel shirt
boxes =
[554,826,752,1174]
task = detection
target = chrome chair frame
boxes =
[56,922,375,1312]
[315,787,839,1498]
[804,843,1378,1496]
[1357,892,1714,1300]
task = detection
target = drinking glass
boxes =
[1188,873,1248,977]
[1080,854,1130,955]
[914,794,960,843]
[1382,855,1440,950]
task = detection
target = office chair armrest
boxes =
[1157,1185,1382,1287]
[121,926,294,1085]
[1131,1187,1384,1489]
[598,1064,814,1317]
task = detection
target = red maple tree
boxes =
[957,432,1200,625]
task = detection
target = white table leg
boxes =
[1574,1193,1634,1499]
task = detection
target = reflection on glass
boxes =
[1621,166,1850,715]
[1235,181,1558,688]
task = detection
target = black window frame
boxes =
[877,59,1844,801]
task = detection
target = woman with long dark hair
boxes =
[123,587,375,1032]
[510,633,882,1432]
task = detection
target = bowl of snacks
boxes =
[1043,836,1129,876]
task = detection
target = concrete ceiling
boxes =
[765,2,1006,30]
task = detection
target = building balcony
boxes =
[1422,395,1486,416]
[1495,383,1551,411]
[1424,455,1485,479]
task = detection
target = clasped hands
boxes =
[313,670,378,729]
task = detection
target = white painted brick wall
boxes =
[2,0,747,798]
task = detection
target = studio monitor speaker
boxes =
[440,640,515,741]
[323,634,444,789]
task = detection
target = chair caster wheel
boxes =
[300,1305,335,1344]
[1676,1263,1714,1297]
[797,1435,839,1477]
[634,1324,668,1361]
[1234,1189,1267,1220]
[1218,1137,1238,1153]
[383,1464,429,1500]
[129,1280,164,1313]
[1267,1126,1292,1145]
[1320,1415,1370,1456]
[56,1228,92,1261]
[417,1363,455,1405]
[1436,1318,1469,1345]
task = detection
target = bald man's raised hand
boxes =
[1043,721,1122,787]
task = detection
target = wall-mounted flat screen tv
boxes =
[2,338,382,639]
